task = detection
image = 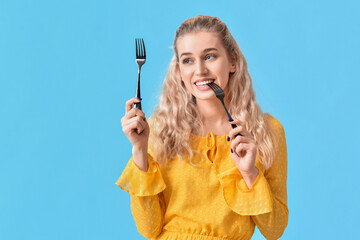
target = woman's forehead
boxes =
[177,31,224,53]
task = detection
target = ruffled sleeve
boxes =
[115,153,166,196]
[218,161,273,215]
[217,114,288,240]
[115,149,167,239]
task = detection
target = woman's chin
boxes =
[192,92,217,101]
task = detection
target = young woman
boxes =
[117,15,288,240]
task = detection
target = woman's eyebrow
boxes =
[180,48,218,59]
[203,48,218,53]
[180,52,192,58]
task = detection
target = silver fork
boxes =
[207,82,242,136]
[134,38,146,110]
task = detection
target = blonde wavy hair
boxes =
[149,15,276,169]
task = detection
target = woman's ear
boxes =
[229,52,237,73]
[230,63,236,73]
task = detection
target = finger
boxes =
[229,125,247,140]
[123,119,145,135]
[132,118,145,134]
[125,97,142,113]
[229,118,244,127]
[123,107,146,123]
[123,124,140,137]
[122,115,146,130]
[229,119,251,139]
[230,135,251,150]
[235,142,250,157]
[133,116,146,133]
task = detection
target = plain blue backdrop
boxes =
[1,0,359,239]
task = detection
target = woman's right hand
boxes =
[121,97,150,150]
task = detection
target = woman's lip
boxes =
[193,81,215,87]
[193,78,215,84]
[194,84,211,91]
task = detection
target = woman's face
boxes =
[176,31,236,100]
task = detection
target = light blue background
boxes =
[1,0,359,239]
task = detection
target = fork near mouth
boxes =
[135,38,146,110]
[207,82,242,136]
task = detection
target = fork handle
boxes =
[135,67,142,110]
[231,123,243,137]
[134,102,142,110]
[221,101,243,136]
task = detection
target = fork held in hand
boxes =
[207,82,242,136]
[135,38,146,110]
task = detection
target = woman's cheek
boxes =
[183,70,192,79]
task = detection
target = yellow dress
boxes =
[115,114,288,240]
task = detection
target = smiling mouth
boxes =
[194,79,215,86]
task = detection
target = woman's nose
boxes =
[195,61,208,75]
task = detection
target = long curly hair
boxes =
[149,15,276,169]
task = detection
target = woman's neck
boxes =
[195,97,232,136]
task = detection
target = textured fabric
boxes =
[115,114,288,240]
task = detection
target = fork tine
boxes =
[140,38,144,57]
[212,83,221,90]
[208,82,220,91]
[138,38,141,56]
[135,38,146,58]
[140,38,143,56]
[135,38,138,57]
[142,39,146,58]
[208,83,215,90]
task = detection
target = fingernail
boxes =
[227,136,230,142]
[137,97,142,100]
[231,149,233,153]
[228,118,233,122]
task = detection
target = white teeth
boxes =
[195,80,214,86]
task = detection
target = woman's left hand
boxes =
[228,119,259,187]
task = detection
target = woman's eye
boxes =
[205,54,215,60]
[183,58,192,64]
